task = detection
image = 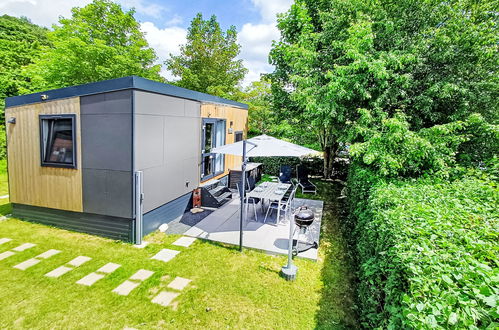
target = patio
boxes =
[184,196,323,260]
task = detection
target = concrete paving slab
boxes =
[67,256,91,267]
[151,291,180,307]
[96,262,121,274]
[36,249,61,259]
[129,269,154,281]
[151,249,180,263]
[172,236,196,248]
[184,198,323,260]
[167,277,192,291]
[113,280,140,296]
[133,241,149,249]
[12,243,36,252]
[45,266,73,278]
[0,251,15,261]
[76,272,105,286]
[14,258,41,270]
[0,238,12,245]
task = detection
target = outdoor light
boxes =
[7,117,16,124]
[41,94,49,101]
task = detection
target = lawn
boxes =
[0,160,358,329]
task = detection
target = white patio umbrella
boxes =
[212,134,320,280]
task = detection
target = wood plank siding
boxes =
[5,97,83,212]
[200,103,248,182]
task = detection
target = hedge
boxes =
[348,164,499,328]
[249,156,324,177]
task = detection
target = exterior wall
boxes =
[80,91,133,219]
[200,103,248,182]
[5,97,83,212]
[142,192,191,235]
[133,90,201,214]
[12,204,134,242]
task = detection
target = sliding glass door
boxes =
[201,118,226,180]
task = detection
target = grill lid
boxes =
[294,206,314,227]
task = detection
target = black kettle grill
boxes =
[292,206,318,256]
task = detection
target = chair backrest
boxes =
[236,183,245,198]
[296,165,309,181]
[279,165,292,183]
[285,185,298,211]
[247,176,256,191]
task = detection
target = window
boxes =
[235,131,243,142]
[201,118,226,180]
[40,114,76,168]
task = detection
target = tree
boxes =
[24,0,162,91]
[0,15,50,158]
[165,13,247,98]
[269,0,498,178]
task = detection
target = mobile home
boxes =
[5,76,248,242]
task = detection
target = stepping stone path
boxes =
[45,256,91,278]
[0,251,15,261]
[12,243,36,252]
[1,240,193,308]
[172,236,196,248]
[167,276,192,291]
[151,249,180,263]
[113,269,154,296]
[14,249,61,270]
[0,242,36,261]
[0,238,12,245]
[151,291,180,307]
[76,262,121,287]
[151,276,192,307]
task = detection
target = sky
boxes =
[0,0,294,86]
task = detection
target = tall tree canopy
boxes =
[25,0,162,91]
[0,15,50,158]
[270,0,498,177]
[165,13,247,98]
[0,15,49,112]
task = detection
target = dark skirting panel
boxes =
[12,203,134,242]
[143,192,192,236]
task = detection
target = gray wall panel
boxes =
[134,90,201,215]
[80,90,133,114]
[81,114,132,171]
[184,99,200,118]
[134,92,185,116]
[81,91,133,218]
[134,115,164,170]
[164,116,202,161]
[82,169,132,218]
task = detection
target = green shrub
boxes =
[349,165,499,328]
[249,156,323,177]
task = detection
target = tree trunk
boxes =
[323,146,332,179]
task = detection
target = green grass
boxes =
[0,162,358,329]
[0,159,8,196]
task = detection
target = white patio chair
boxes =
[264,185,297,225]
[236,183,261,222]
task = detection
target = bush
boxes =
[249,156,323,177]
[348,164,499,328]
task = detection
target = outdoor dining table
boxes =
[247,182,292,223]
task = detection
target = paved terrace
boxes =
[184,197,323,260]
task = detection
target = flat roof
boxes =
[5,76,248,109]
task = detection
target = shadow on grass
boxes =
[313,180,359,329]
[0,201,12,216]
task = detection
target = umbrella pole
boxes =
[239,140,247,252]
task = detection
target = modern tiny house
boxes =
[5,76,248,242]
